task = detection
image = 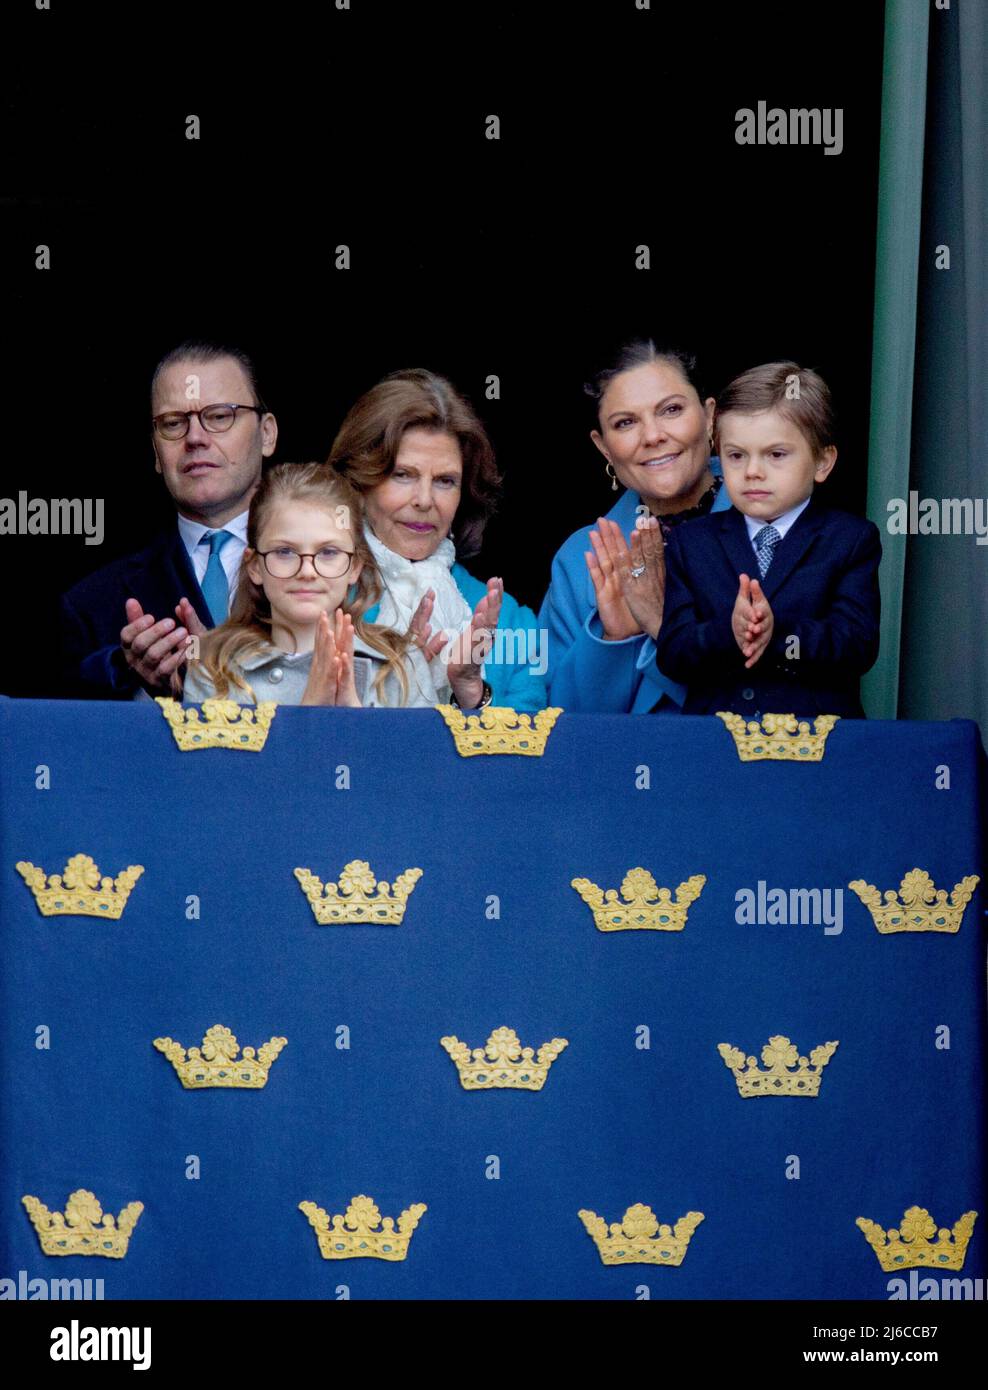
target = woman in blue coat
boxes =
[328,369,547,711]
[539,341,732,713]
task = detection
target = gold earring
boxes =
[605,462,619,492]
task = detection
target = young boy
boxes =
[653,362,881,719]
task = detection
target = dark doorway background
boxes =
[0,1,885,698]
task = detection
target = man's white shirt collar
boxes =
[177,508,250,557]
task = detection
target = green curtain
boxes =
[867,0,988,733]
[900,0,988,730]
[862,0,928,718]
[864,0,987,737]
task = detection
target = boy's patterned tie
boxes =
[754,524,781,578]
[200,530,234,624]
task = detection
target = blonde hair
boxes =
[191,462,411,704]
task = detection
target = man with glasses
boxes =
[59,340,278,698]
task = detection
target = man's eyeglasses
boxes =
[255,547,355,579]
[152,403,264,440]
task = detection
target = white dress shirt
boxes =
[176,509,250,604]
[743,496,812,558]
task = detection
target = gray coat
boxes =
[181,632,445,708]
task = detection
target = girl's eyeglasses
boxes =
[255,547,355,579]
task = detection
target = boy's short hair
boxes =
[714,361,835,458]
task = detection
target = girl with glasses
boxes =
[181,462,454,707]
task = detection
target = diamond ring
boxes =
[630,564,646,578]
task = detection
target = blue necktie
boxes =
[200,530,234,624]
[754,524,781,578]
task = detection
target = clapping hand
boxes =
[121,596,206,695]
[169,598,208,696]
[732,574,774,669]
[587,515,666,641]
[409,588,447,660]
[300,609,361,706]
[585,516,667,641]
[585,520,640,640]
[410,578,504,708]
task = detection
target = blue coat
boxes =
[365,562,548,712]
[654,496,882,719]
[538,468,732,713]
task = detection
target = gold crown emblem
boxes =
[578,1205,704,1266]
[440,1026,568,1090]
[571,868,706,932]
[299,1195,427,1261]
[856,1207,978,1271]
[848,869,979,934]
[153,1024,287,1089]
[716,712,840,761]
[436,704,562,756]
[156,696,276,751]
[294,859,422,925]
[717,1035,839,1097]
[22,1189,144,1258]
[15,854,144,919]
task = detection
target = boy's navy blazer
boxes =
[654,497,882,719]
[58,524,213,699]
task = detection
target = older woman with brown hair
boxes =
[327,369,548,710]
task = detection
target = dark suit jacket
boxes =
[654,499,882,718]
[58,525,213,699]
